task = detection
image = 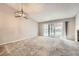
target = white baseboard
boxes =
[0,36,37,45]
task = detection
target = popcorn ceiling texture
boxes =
[0,36,79,56]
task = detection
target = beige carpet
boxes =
[0,36,79,56]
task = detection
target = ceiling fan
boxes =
[15,3,29,19]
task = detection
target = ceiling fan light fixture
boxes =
[15,9,23,17]
[15,3,29,19]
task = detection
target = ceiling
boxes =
[5,3,79,22]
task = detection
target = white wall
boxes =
[75,12,79,41]
[0,4,38,44]
[67,19,75,41]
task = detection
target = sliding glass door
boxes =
[55,23,63,38]
[43,22,64,38]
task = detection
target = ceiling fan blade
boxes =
[23,16,29,19]
[22,11,32,19]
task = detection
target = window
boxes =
[43,24,48,36]
[43,22,63,38]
